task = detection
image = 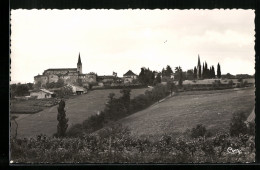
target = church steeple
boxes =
[78,53,82,65]
[77,53,82,74]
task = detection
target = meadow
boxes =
[119,87,255,139]
[10,88,149,138]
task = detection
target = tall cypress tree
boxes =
[197,55,201,79]
[199,65,201,79]
[194,66,197,79]
[217,63,221,78]
[209,66,212,78]
[212,66,215,78]
[202,62,205,78]
[205,62,208,78]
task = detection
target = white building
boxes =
[29,89,54,99]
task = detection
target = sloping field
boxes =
[10,88,149,138]
[120,87,255,139]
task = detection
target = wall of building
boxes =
[34,76,48,86]
[48,74,59,83]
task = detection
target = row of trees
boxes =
[193,63,217,79]
[195,56,221,79]
[138,61,222,86]
[138,65,175,86]
[10,83,34,97]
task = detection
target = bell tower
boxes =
[77,53,82,74]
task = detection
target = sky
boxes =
[10,9,255,84]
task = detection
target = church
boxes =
[34,53,97,87]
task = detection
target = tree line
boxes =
[138,57,222,86]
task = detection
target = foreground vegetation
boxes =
[11,118,255,163]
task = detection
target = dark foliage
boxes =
[229,112,248,137]
[56,99,68,137]
[191,124,207,138]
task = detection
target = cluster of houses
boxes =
[31,54,139,99]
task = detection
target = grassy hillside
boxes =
[119,87,255,139]
[10,88,149,138]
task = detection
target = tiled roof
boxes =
[40,89,54,94]
[123,70,137,76]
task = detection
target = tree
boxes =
[27,83,34,90]
[153,84,167,102]
[205,62,208,78]
[186,69,194,80]
[57,99,68,137]
[15,83,29,96]
[217,63,221,78]
[212,66,216,78]
[165,65,173,77]
[120,88,131,114]
[156,73,162,84]
[175,66,183,87]
[167,79,176,96]
[193,67,197,80]
[162,68,166,77]
[202,63,205,78]
[229,112,247,136]
[56,86,73,97]
[138,68,145,84]
[56,79,65,88]
[198,65,202,79]
[138,67,155,85]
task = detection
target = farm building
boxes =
[67,85,87,95]
[123,70,138,84]
[29,89,54,99]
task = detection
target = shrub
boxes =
[243,80,248,87]
[248,122,255,136]
[229,112,248,137]
[66,124,83,137]
[238,78,243,83]
[228,80,234,87]
[191,124,207,138]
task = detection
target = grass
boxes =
[10,88,149,138]
[119,87,255,139]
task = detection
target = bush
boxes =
[66,124,83,137]
[229,112,248,137]
[248,122,255,136]
[228,80,234,87]
[190,124,207,138]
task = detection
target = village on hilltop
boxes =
[11,53,254,100]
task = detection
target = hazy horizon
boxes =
[10,9,255,84]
